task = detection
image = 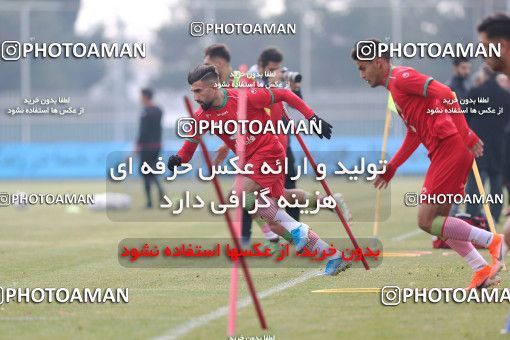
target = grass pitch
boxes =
[0,177,508,339]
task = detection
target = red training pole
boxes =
[283,112,370,270]
[228,64,248,336]
[183,96,268,329]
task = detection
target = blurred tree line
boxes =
[0,0,507,93]
[0,0,104,93]
[153,0,506,90]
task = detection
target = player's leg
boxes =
[231,176,284,238]
[250,157,351,274]
[263,219,350,275]
[419,203,498,289]
[283,188,352,222]
[238,147,312,250]
[151,175,165,201]
[240,178,350,274]
[230,177,258,244]
[423,135,503,288]
[150,149,165,202]
[489,169,503,224]
[249,217,280,253]
[302,227,351,275]
[152,173,165,203]
[284,143,300,221]
[241,150,349,268]
[140,150,153,208]
[436,204,484,270]
[265,221,288,240]
[433,205,502,288]
[241,210,254,245]
[503,217,510,260]
[429,208,500,259]
[143,175,152,208]
[464,172,481,217]
[237,176,309,252]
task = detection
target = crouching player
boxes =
[168,64,351,275]
[352,39,504,290]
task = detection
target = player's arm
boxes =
[374,129,420,189]
[213,144,230,166]
[167,137,199,170]
[167,113,201,170]
[247,87,332,139]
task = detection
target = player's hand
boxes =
[470,139,484,158]
[374,175,389,190]
[213,145,230,166]
[167,155,182,171]
[309,114,332,139]
[374,162,395,189]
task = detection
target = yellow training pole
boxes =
[373,105,392,236]
[471,160,496,233]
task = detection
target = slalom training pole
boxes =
[373,104,392,236]
[183,96,268,330]
[228,64,248,336]
[282,111,370,270]
[471,160,497,234]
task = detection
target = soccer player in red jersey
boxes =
[352,39,504,290]
[203,45,352,249]
[167,64,350,275]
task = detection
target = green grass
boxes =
[0,177,508,340]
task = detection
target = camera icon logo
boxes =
[404,192,419,207]
[356,40,377,61]
[381,285,401,306]
[177,118,197,138]
[190,22,205,37]
[2,41,21,61]
[0,192,11,207]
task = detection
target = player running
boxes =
[352,39,504,290]
[167,64,351,275]
[202,44,352,250]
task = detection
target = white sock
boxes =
[272,209,302,232]
[464,248,488,271]
[468,227,493,247]
[255,200,301,233]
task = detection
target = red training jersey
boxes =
[177,87,314,163]
[385,66,479,171]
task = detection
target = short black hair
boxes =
[351,39,391,61]
[478,13,510,40]
[453,57,470,66]
[204,43,231,63]
[258,47,283,68]
[141,88,153,100]
[187,64,219,85]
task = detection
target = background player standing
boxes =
[478,13,510,259]
[136,88,165,209]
